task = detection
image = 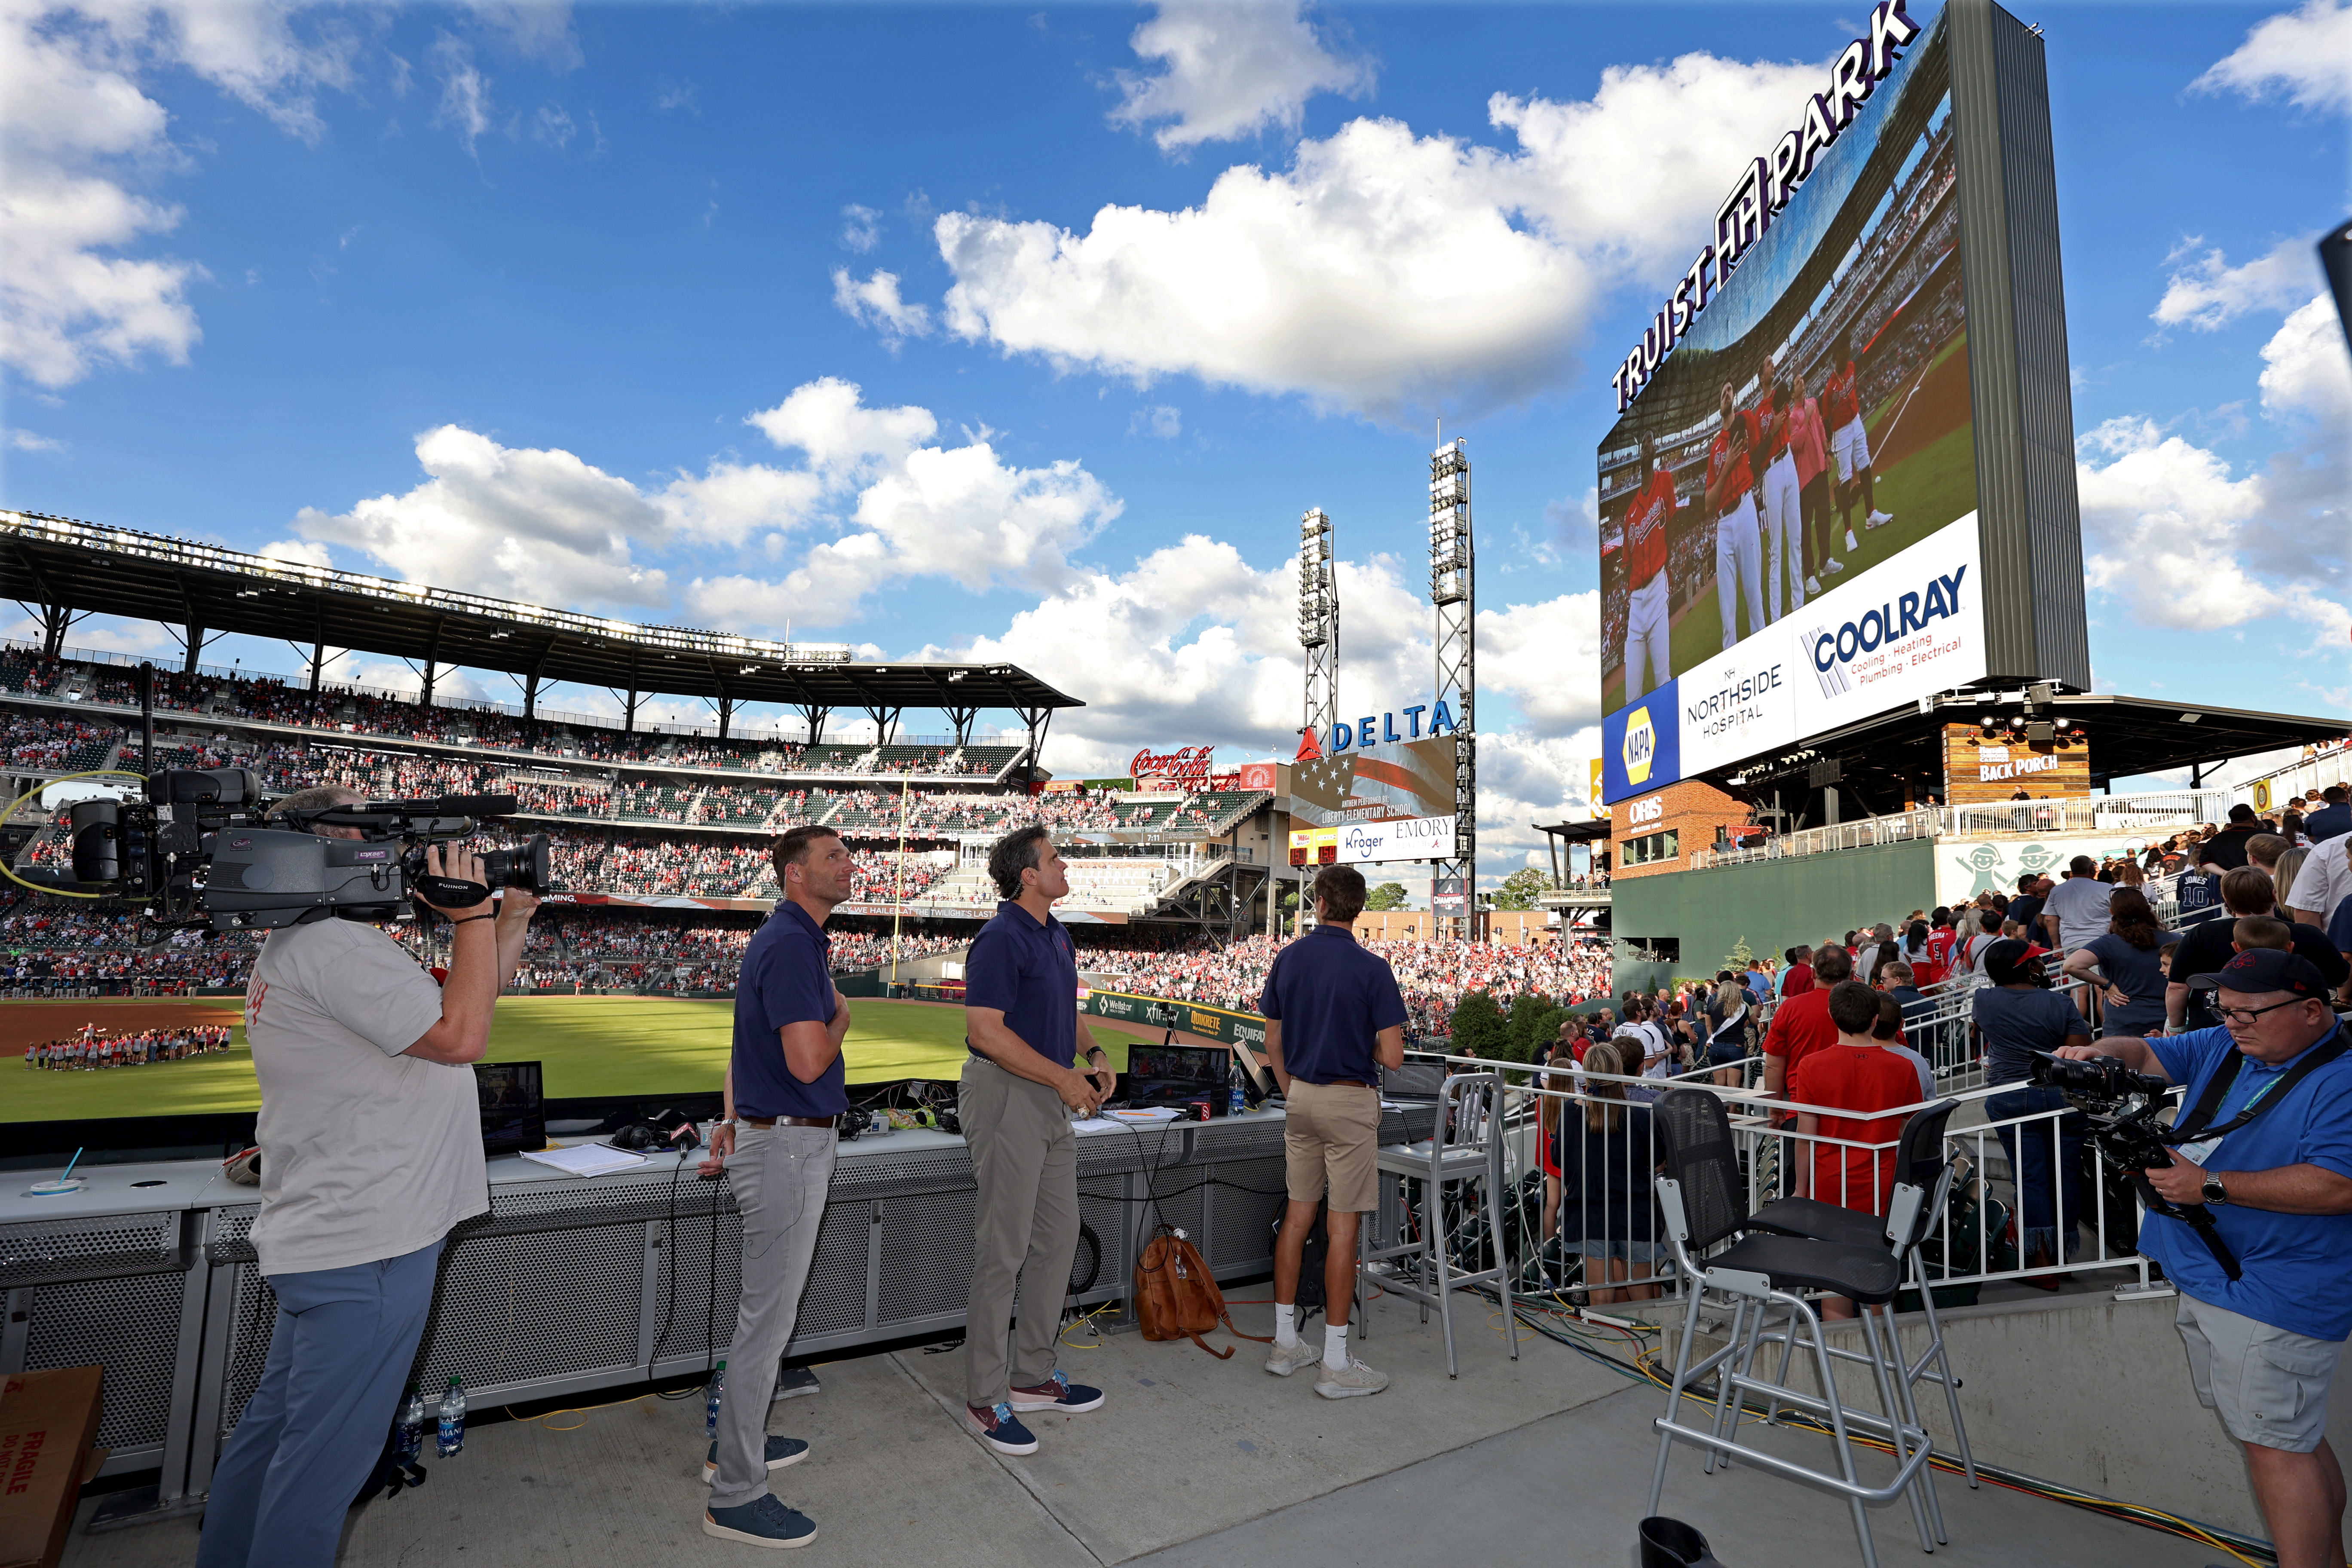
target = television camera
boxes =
[52,767,552,935]
[2028,1049,2240,1281]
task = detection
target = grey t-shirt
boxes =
[2043,876,2114,950]
[245,918,487,1275]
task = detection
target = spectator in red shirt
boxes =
[1761,944,1853,1103]
[1779,946,1817,998]
[1791,981,1927,1319]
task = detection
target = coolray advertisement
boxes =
[1597,0,1975,799]
[1288,734,1459,829]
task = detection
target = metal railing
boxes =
[1690,791,2233,870]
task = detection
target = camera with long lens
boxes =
[2028,1048,2241,1280]
[57,767,554,933]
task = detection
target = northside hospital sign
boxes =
[1611,0,1923,412]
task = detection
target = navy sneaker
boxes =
[704,1435,810,1483]
[703,1493,818,1549]
[965,1401,1039,1455]
[1007,1370,1105,1414]
[771,1364,821,1402]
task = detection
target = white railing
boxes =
[1398,1049,2165,1303]
[2233,743,2352,811]
[1690,791,2234,870]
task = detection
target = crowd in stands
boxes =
[24,1023,232,1069]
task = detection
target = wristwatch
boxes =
[2201,1173,2229,1205]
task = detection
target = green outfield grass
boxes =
[1,996,1167,1122]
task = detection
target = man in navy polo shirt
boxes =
[959,826,1108,1456]
[1259,864,1407,1399]
[697,824,854,1550]
[2059,949,2352,1568]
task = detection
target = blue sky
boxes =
[2,0,2346,881]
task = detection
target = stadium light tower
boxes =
[1299,509,1338,752]
[1429,441,1475,940]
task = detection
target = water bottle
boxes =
[435,1377,466,1458]
[1229,1080,1244,1117]
[394,1383,426,1466]
[705,1360,726,1440]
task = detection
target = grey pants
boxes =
[710,1124,836,1510]
[961,1057,1080,1409]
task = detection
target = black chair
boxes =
[1748,1099,1979,1506]
[1645,1090,1939,1568]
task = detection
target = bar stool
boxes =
[1747,1098,1979,1505]
[1358,1071,1517,1378]
[1645,1089,1938,1568]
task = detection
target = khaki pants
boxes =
[961,1057,1081,1409]
[1283,1079,1381,1213]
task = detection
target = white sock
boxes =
[1274,1304,1298,1348]
[1323,1323,1350,1371]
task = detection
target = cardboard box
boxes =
[0,1366,104,1568]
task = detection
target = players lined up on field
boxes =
[22,1023,233,1069]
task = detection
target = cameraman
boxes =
[2058,949,2352,1568]
[196,785,538,1568]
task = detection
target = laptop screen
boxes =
[1128,1044,1225,1084]
[475,1060,546,1157]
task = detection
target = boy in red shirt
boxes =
[1790,980,1927,1319]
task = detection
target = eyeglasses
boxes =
[2215,998,2310,1026]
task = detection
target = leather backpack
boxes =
[1133,1223,1266,1359]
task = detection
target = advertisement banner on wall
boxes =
[1937,834,2161,907]
[1601,680,1681,803]
[1788,516,1986,738]
[1334,815,1456,865]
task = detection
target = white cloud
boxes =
[840,204,881,253]
[293,424,674,608]
[1109,0,1374,152]
[744,377,938,482]
[1129,404,1182,439]
[429,32,495,153]
[931,52,1820,422]
[1477,592,1601,732]
[2153,238,2319,330]
[257,536,332,567]
[830,268,932,348]
[530,101,575,150]
[2259,292,2352,424]
[2193,0,2352,113]
[2076,418,2280,629]
[457,0,582,72]
[7,428,65,452]
[1475,728,1602,869]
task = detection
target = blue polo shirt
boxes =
[731,900,847,1120]
[2147,1023,2352,1340]
[1257,924,1409,1085]
[966,900,1079,1068]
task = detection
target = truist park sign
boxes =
[1611,0,1921,412]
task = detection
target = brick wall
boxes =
[1609,778,1752,880]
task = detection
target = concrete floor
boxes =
[64,1292,2241,1568]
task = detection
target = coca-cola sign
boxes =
[1130,745,1216,783]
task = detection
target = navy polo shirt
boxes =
[1257,924,1409,1085]
[731,900,847,1120]
[966,900,1080,1068]
[2147,1023,2352,1340]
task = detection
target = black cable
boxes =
[644,1150,701,1397]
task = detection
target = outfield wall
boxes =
[1610,839,1937,992]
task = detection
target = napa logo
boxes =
[1623,706,1658,785]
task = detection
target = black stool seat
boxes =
[1709,1234,1904,1305]
[1752,1196,1890,1250]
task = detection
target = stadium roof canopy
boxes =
[1,511,1079,742]
[1722,692,2349,813]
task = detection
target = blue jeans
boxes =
[196,1239,443,1568]
[1987,1086,2087,1262]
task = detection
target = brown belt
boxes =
[738,1115,838,1129]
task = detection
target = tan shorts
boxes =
[1283,1079,1381,1213]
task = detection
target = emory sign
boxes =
[1611,0,1921,412]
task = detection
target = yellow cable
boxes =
[1059,1300,1119,1350]
[0,770,149,898]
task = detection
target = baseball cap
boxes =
[1980,938,2037,985]
[2186,949,2331,999]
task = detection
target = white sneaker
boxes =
[1804,576,1822,596]
[1266,1338,1323,1378]
[1867,510,1893,528]
[1824,557,1845,575]
[1844,529,1861,552]
[1314,1357,1390,1399]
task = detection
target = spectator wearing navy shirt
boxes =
[2059,950,2352,1568]
[1259,864,1407,1398]
[698,825,854,1551]
[959,827,1107,1457]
